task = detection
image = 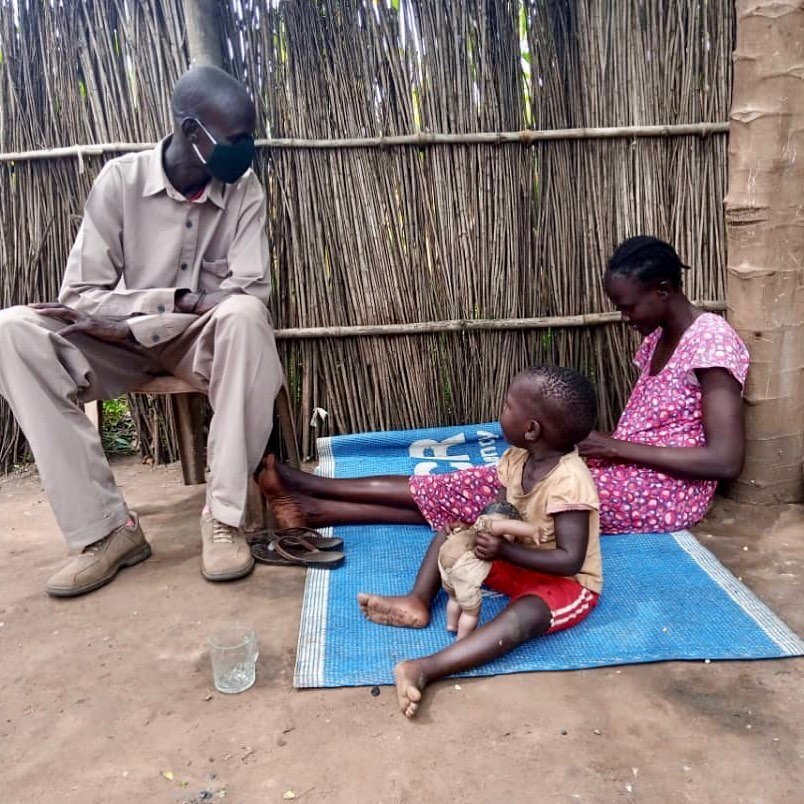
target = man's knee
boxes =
[213,294,270,327]
[0,305,39,350]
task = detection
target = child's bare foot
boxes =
[457,610,479,639]
[394,660,427,719]
[257,455,307,529]
[357,593,430,628]
[446,597,460,633]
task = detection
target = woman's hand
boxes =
[474,530,506,561]
[579,368,744,480]
[577,430,622,460]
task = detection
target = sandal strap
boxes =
[266,539,304,564]
[279,534,321,553]
[275,526,326,541]
[248,527,328,547]
[270,534,321,560]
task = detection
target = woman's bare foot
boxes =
[394,660,427,719]
[446,598,460,633]
[257,455,308,529]
[357,593,430,628]
[274,459,313,493]
[457,610,479,639]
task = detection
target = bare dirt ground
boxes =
[0,457,801,803]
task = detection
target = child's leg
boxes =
[358,530,446,628]
[393,595,551,718]
[445,595,461,633]
[456,609,480,640]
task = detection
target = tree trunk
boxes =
[182,0,224,68]
[725,0,804,503]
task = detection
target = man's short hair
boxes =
[171,65,255,131]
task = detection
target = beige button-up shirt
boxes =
[59,137,271,346]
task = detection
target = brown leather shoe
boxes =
[46,513,151,598]
[201,513,254,582]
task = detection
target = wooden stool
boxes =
[85,377,300,484]
[84,378,299,531]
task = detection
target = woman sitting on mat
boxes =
[257,235,749,536]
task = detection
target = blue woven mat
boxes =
[295,424,803,688]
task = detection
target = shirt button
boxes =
[152,334,161,343]
[180,262,188,271]
[186,221,193,229]
[157,304,165,313]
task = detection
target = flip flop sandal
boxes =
[252,535,344,568]
[248,527,343,551]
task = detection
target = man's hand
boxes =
[577,430,622,461]
[175,289,233,316]
[30,303,133,343]
[474,530,506,561]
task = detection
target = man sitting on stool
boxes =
[0,66,283,596]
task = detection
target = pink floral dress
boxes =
[587,313,748,532]
[410,313,749,534]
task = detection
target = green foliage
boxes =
[101,396,137,456]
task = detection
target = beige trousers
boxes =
[0,295,283,550]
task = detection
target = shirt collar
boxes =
[142,136,226,209]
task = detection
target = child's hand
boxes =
[443,521,469,535]
[474,530,505,561]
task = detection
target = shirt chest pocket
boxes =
[199,258,231,291]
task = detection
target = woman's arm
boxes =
[475,511,589,576]
[578,368,745,480]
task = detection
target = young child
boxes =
[439,501,543,639]
[357,365,603,718]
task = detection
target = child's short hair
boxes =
[517,365,597,449]
[481,501,522,520]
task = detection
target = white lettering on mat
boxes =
[409,429,501,475]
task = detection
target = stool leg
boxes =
[275,384,301,468]
[243,478,268,532]
[83,400,104,436]
[170,393,206,485]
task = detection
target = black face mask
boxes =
[189,118,255,183]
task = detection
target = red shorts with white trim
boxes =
[484,562,600,633]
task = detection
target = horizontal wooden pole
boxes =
[0,123,729,163]
[258,123,729,150]
[0,142,154,163]
[274,300,727,340]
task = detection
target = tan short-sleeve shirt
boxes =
[58,137,271,347]
[496,447,603,593]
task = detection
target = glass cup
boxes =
[207,625,258,694]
